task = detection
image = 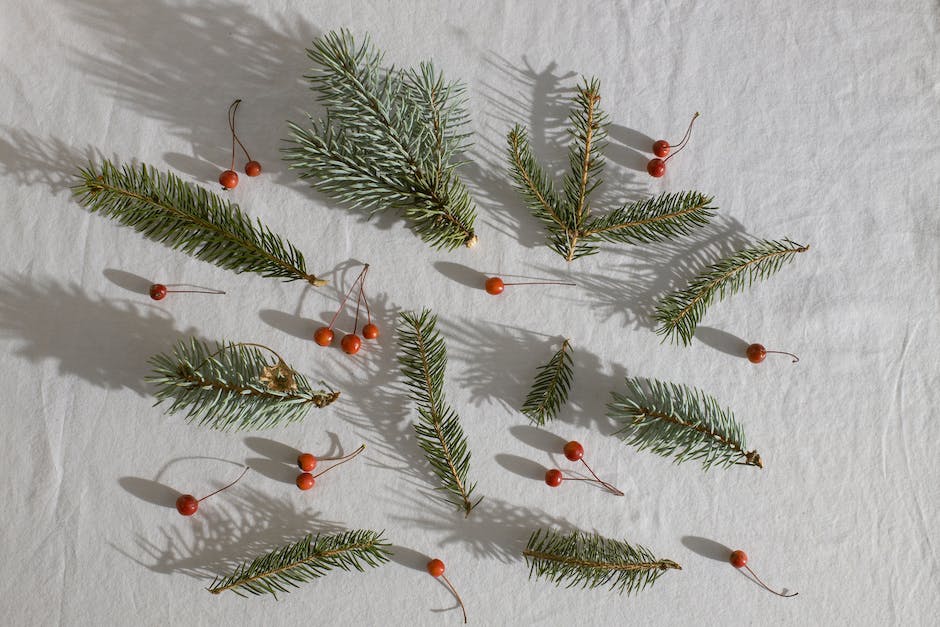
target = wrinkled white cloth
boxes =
[0,1,937,625]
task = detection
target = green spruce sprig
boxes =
[655,237,809,345]
[72,161,327,286]
[521,339,573,425]
[147,338,339,431]
[284,30,478,251]
[207,530,391,598]
[397,309,481,516]
[523,528,680,594]
[507,78,715,261]
[607,378,762,470]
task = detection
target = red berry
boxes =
[730,550,748,568]
[297,453,317,472]
[244,160,262,177]
[296,472,315,490]
[427,558,445,577]
[219,169,239,189]
[746,344,767,364]
[647,158,666,177]
[545,469,563,487]
[341,334,362,354]
[314,327,334,346]
[563,441,584,462]
[149,284,167,300]
[485,277,505,295]
[362,323,379,340]
[176,494,198,516]
[652,139,670,158]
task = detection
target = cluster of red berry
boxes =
[647,112,699,178]
[314,264,378,355]
[295,444,366,491]
[219,99,263,190]
[544,441,623,496]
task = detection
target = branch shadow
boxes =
[441,317,624,435]
[393,495,578,564]
[0,274,199,395]
[534,215,752,331]
[0,127,111,195]
[112,485,345,580]
[62,0,321,190]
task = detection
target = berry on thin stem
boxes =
[427,559,467,624]
[297,452,317,472]
[314,264,370,349]
[149,283,225,301]
[746,343,799,364]
[295,444,366,491]
[648,112,700,178]
[175,466,250,516]
[729,550,798,598]
[295,472,315,490]
[484,276,577,296]
[546,441,623,496]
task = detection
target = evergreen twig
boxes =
[607,378,762,470]
[207,530,391,598]
[523,528,680,594]
[654,237,810,345]
[72,161,327,286]
[507,78,715,261]
[284,30,478,250]
[147,338,339,431]
[520,339,573,425]
[397,309,481,516]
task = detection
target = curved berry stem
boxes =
[579,459,624,496]
[227,99,253,162]
[743,564,798,598]
[765,350,800,363]
[197,466,250,502]
[664,112,700,163]
[312,444,366,479]
[440,574,467,623]
[326,264,369,329]
[164,287,226,295]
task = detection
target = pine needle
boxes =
[654,237,809,345]
[523,528,680,594]
[607,378,762,470]
[147,338,339,431]
[507,78,715,261]
[397,309,481,516]
[520,339,574,425]
[284,30,478,251]
[207,530,391,598]
[72,160,327,286]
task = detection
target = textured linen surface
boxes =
[0,1,937,625]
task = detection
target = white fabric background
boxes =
[1,1,937,625]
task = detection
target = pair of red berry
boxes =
[544,441,623,496]
[294,445,366,491]
[175,465,250,516]
[314,264,378,355]
[647,112,699,178]
[219,99,262,190]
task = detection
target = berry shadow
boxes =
[118,477,179,508]
[607,123,657,173]
[0,274,201,395]
[508,425,567,454]
[494,454,546,481]
[681,535,733,562]
[433,261,487,290]
[103,269,152,295]
[694,326,749,358]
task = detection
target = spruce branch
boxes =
[397,309,481,516]
[207,530,391,598]
[520,339,574,425]
[507,78,715,261]
[654,237,809,345]
[72,160,327,286]
[147,338,339,431]
[284,30,478,251]
[523,528,680,594]
[607,377,762,470]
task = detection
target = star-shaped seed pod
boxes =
[259,359,297,392]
